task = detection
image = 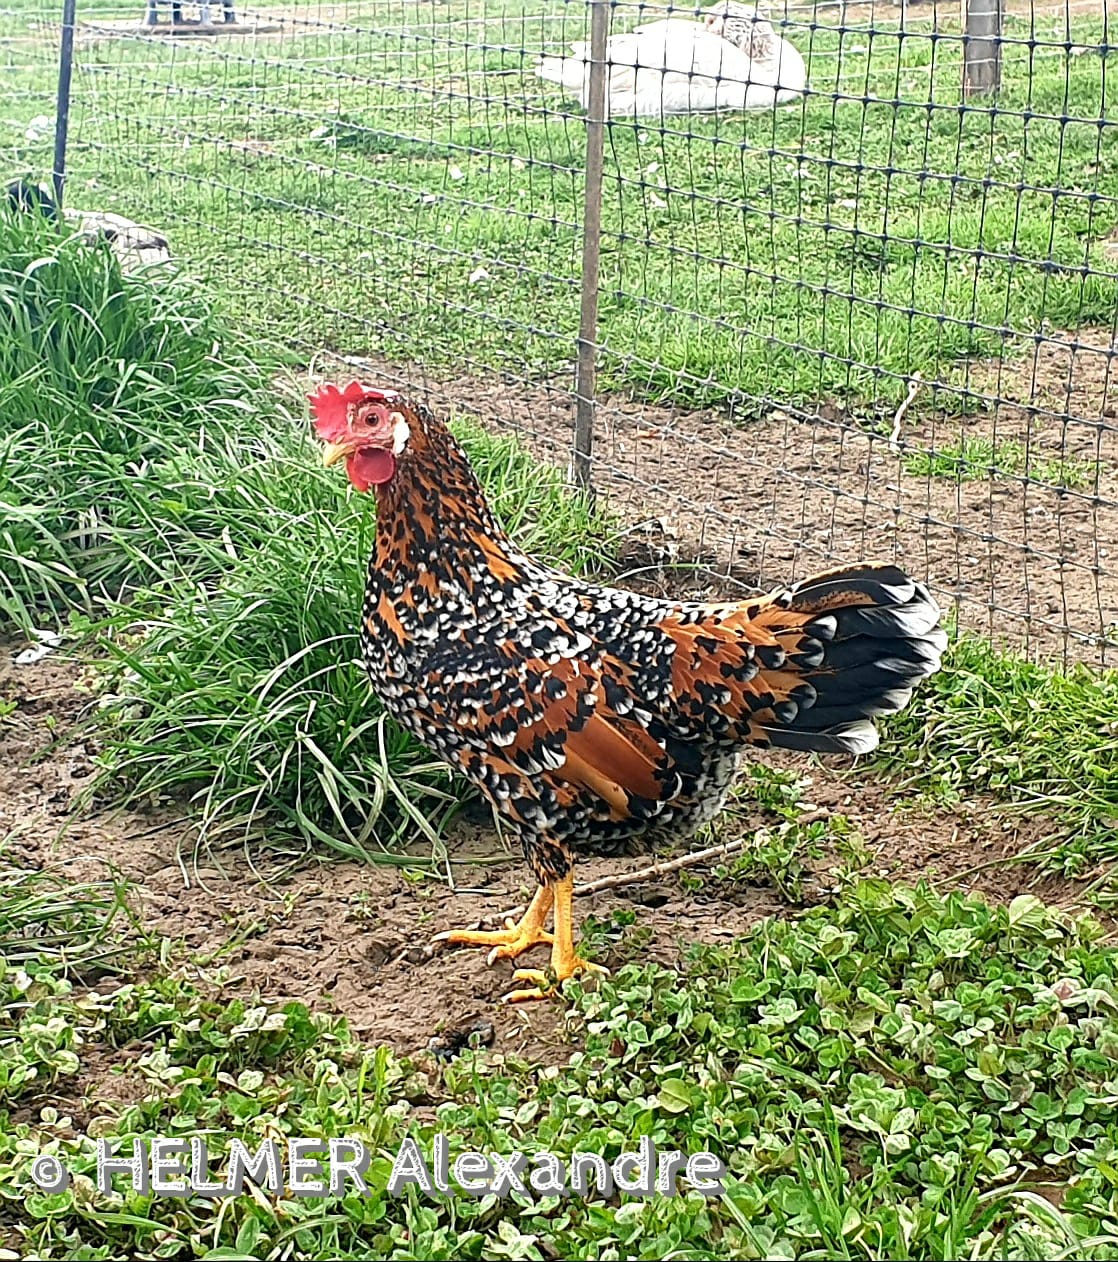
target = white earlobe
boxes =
[390,413,412,455]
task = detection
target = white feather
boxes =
[834,721,880,756]
[391,414,412,455]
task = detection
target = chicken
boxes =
[535,0,806,118]
[313,382,946,1001]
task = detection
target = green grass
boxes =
[672,765,866,904]
[0,202,613,857]
[6,877,1118,1259]
[2,2,1113,417]
[902,437,1095,490]
[875,633,1118,897]
[0,204,285,631]
[88,416,615,858]
[0,849,138,976]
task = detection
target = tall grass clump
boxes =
[0,205,614,856]
[91,419,615,857]
[0,205,281,629]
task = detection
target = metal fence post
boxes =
[572,0,610,496]
[53,0,78,208]
[962,0,1003,96]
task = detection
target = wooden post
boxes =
[572,0,609,497]
[962,0,1003,97]
[53,0,78,208]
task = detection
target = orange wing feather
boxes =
[459,654,665,818]
[562,712,665,817]
[658,599,825,745]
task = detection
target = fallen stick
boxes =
[497,837,748,921]
[495,811,829,921]
[408,838,753,964]
[410,812,831,964]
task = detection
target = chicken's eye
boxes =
[351,402,386,428]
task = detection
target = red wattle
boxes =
[348,448,397,491]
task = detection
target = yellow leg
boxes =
[503,872,609,1003]
[433,884,554,966]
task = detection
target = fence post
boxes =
[52,0,78,208]
[962,0,1003,96]
[572,0,610,496]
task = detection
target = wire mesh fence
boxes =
[3,0,1116,663]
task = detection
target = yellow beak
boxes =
[322,441,351,469]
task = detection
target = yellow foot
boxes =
[433,919,554,966]
[433,885,554,967]
[502,959,610,1004]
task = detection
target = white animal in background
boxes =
[535,0,807,118]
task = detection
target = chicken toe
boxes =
[433,884,554,965]
[500,874,608,1001]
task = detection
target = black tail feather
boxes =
[764,564,946,756]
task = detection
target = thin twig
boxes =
[120,815,192,841]
[940,848,1058,884]
[888,371,923,453]
[495,827,827,922]
[419,813,831,963]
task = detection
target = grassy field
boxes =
[2,6,1118,1259]
[1,0,1115,415]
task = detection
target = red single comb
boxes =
[308,381,382,442]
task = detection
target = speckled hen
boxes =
[313,382,947,1001]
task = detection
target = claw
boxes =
[433,886,555,965]
[434,874,604,1004]
[501,960,609,1004]
[434,924,554,963]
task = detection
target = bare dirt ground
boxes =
[337,329,1118,667]
[1,634,1084,1085]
